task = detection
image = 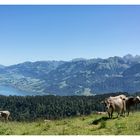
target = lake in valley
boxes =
[0,85,33,96]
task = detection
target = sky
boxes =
[0,5,140,65]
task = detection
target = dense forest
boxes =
[0,92,140,121]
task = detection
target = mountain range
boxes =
[0,54,140,96]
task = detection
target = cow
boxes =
[126,96,140,116]
[103,94,127,118]
[0,111,10,121]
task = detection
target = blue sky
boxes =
[0,5,140,65]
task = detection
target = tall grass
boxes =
[0,112,140,135]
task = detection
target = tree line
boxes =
[0,92,139,121]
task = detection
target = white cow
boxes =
[0,111,10,121]
[104,95,127,118]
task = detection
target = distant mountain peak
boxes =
[134,55,140,58]
[71,58,87,62]
[123,54,140,63]
[0,64,5,68]
[123,54,134,59]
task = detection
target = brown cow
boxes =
[126,96,140,116]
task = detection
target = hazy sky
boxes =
[0,5,140,65]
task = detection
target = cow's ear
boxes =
[108,99,111,102]
[110,101,113,105]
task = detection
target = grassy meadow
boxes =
[0,111,140,135]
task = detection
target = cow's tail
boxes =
[121,97,126,116]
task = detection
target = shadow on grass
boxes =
[91,116,118,125]
[91,117,109,125]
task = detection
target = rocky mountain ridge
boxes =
[0,54,140,95]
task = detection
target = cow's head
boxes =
[135,96,140,103]
[104,98,112,111]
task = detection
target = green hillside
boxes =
[1,112,140,135]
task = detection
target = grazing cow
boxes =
[109,95,127,115]
[126,96,140,116]
[0,111,10,121]
[103,94,127,118]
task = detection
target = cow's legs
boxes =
[121,108,125,117]
[123,107,126,117]
[111,110,113,119]
[123,100,126,117]
[127,107,130,116]
[135,103,138,111]
[117,112,119,118]
[127,111,130,116]
[108,112,111,118]
[117,110,122,118]
[6,116,8,122]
